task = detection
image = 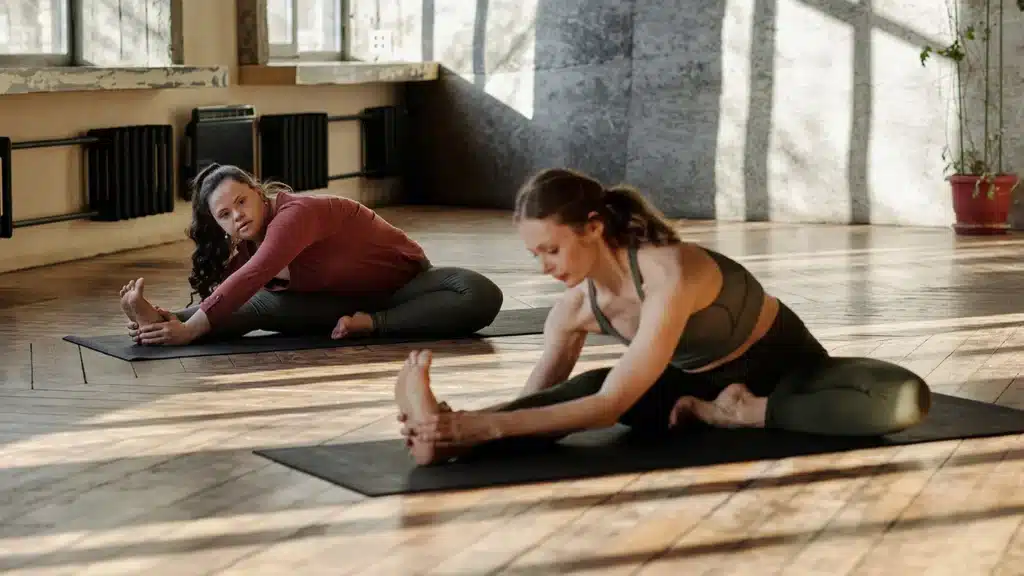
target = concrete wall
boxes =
[0,2,400,274]
[361,0,1022,228]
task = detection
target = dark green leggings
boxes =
[175,265,504,340]
[488,302,931,448]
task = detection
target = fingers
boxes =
[138,323,167,335]
[137,326,170,345]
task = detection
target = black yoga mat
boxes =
[64,307,551,361]
[254,393,1024,497]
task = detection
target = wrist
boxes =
[182,319,204,343]
[488,412,510,440]
[184,311,212,342]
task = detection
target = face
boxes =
[207,178,266,241]
[517,216,603,287]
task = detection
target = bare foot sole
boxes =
[119,278,164,325]
[681,383,766,429]
[395,350,447,466]
[331,312,375,339]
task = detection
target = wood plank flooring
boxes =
[2,209,1023,575]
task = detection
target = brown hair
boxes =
[185,163,291,303]
[513,168,680,247]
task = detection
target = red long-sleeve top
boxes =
[199,191,427,327]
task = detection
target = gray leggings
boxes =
[175,265,504,340]
[475,302,931,453]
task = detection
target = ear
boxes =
[583,211,604,239]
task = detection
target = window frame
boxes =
[267,0,347,63]
[0,0,74,66]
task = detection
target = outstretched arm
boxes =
[469,294,587,414]
[193,204,322,335]
[520,293,587,396]
[134,204,322,345]
[489,277,693,438]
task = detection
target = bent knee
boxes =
[455,269,504,314]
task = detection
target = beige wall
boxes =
[0,2,401,274]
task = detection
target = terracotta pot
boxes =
[949,173,1019,235]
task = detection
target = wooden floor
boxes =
[2,208,1024,575]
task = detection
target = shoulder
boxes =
[270,191,321,221]
[544,282,589,336]
[634,242,718,303]
[261,192,327,240]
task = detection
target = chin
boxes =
[559,274,583,288]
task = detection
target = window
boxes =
[0,0,173,67]
[0,0,71,66]
[268,0,346,61]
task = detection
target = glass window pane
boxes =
[297,0,342,52]
[267,0,293,45]
[0,0,69,55]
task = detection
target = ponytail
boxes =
[514,167,680,248]
[601,184,680,247]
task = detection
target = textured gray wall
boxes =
[352,0,1022,227]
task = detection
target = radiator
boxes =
[0,137,11,238]
[183,105,257,199]
[86,125,175,221]
[258,112,329,192]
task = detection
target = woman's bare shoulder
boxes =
[545,282,591,335]
[635,241,717,292]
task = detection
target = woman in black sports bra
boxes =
[394,168,932,466]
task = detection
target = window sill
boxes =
[238,61,439,86]
[0,65,229,96]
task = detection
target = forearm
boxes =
[518,376,558,397]
[490,393,619,438]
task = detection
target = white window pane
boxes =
[267,0,293,45]
[297,0,342,52]
[0,0,69,55]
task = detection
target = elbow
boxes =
[592,393,628,428]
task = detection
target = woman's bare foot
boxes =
[331,312,375,339]
[671,383,767,429]
[119,278,164,325]
[395,350,445,465]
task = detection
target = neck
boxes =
[587,242,633,296]
[253,195,275,245]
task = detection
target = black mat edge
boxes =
[64,307,553,361]
[252,393,1024,497]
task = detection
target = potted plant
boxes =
[920,0,1021,235]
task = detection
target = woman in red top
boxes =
[119,163,503,346]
